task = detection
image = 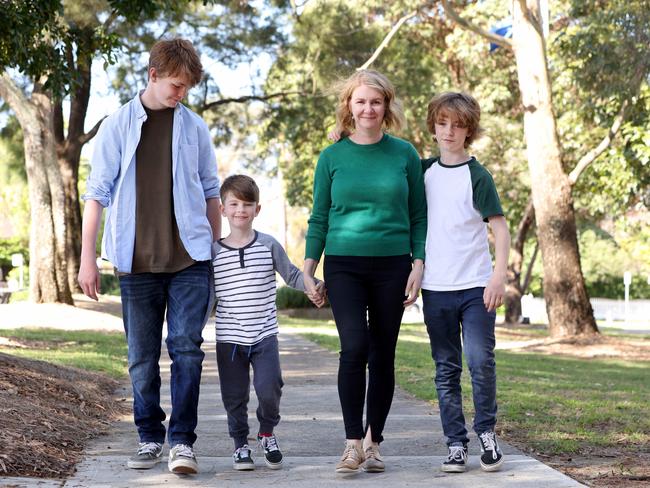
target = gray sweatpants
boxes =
[216,335,283,449]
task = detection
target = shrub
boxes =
[276,286,314,309]
[99,273,121,296]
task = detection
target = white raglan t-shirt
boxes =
[421,157,504,291]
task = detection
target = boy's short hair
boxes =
[426,92,483,148]
[333,69,406,136]
[220,175,260,203]
[148,38,203,87]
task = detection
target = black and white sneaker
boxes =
[478,431,504,471]
[127,442,163,469]
[441,444,468,473]
[233,444,255,471]
[258,434,283,469]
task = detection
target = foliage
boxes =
[276,285,313,309]
[99,272,121,296]
[0,237,28,280]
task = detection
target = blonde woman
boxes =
[303,70,427,473]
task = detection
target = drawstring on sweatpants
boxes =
[230,343,254,361]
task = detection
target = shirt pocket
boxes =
[180,143,199,174]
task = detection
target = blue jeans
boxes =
[119,261,211,447]
[422,287,497,446]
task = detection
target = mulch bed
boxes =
[0,352,128,478]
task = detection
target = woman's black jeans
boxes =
[324,254,411,443]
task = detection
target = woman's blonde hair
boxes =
[426,92,483,148]
[334,70,406,135]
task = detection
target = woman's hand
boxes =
[403,259,424,307]
[303,258,326,308]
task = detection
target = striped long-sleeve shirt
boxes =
[212,231,305,345]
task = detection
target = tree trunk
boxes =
[511,0,597,337]
[0,74,73,304]
[504,199,535,323]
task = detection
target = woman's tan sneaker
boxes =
[362,445,385,472]
[335,442,365,473]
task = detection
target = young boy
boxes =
[421,92,510,473]
[78,39,220,475]
[213,175,324,471]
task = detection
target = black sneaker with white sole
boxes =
[233,444,255,470]
[441,444,468,473]
[127,442,163,469]
[258,434,283,469]
[478,431,504,471]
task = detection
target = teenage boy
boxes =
[421,92,510,473]
[78,38,221,475]
[212,175,324,471]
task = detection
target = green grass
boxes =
[279,316,650,457]
[0,328,128,379]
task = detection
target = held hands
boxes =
[304,274,327,308]
[484,273,506,312]
[78,258,101,301]
[403,259,424,307]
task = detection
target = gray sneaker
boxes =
[127,442,163,469]
[168,443,199,474]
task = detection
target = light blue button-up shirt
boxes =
[83,92,220,273]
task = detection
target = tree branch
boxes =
[358,11,418,70]
[202,91,303,110]
[0,72,36,128]
[567,64,646,186]
[522,238,539,294]
[441,0,513,50]
[567,99,629,185]
[78,117,106,146]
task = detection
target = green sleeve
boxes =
[407,147,427,261]
[305,152,331,260]
[469,162,504,222]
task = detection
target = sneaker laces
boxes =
[341,443,362,462]
[479,431,499,459]
[137,442,162,455]
[173,444,195,459]
[235,445,251,459]
[364,445,381,461]
[262,435,279,452]
[447,445,466,462]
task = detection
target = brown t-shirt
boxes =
[131,105,194,273]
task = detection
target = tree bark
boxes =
[511,0,597,337]
[0,73,73,304]
[54,43,93,294]
[505,199,535,323]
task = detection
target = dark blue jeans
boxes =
[119,261,211,447]
[422,287,497,446]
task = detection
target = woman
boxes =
[303,69,427,473]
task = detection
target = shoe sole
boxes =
[168,461,199,475]
[441,464,467,473]
[127,458,161,469]
[264,459,283,470]
[336,466,360,474]
[233,463,255,471]
[362,461,385,473]
[480,457,504,472]
[126,459,160,469]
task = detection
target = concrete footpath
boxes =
[62,327,582,488]
[0,301,585,487]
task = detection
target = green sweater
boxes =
[305,133,427,261]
